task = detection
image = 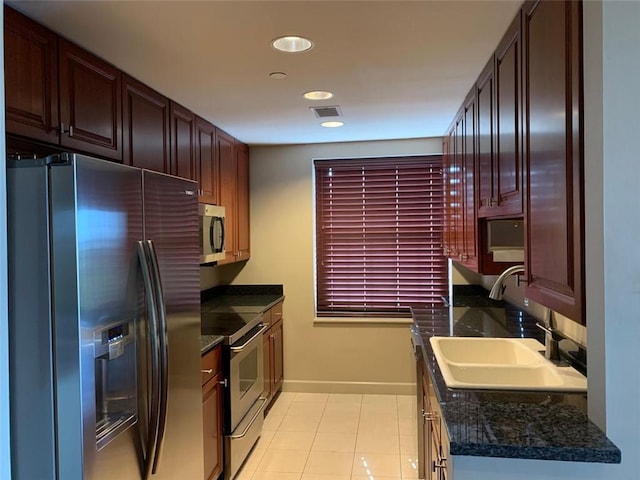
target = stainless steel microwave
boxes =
[199,203,225,264]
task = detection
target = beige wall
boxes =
[209,138,442,394]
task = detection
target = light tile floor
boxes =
[234,392,419,480]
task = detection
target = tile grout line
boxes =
[297,392,328,477]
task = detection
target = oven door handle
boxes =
[229,324,269,352]
[229,397,268,439]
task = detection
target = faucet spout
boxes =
[488,265,525,300]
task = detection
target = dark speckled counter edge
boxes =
[200,335,225,355]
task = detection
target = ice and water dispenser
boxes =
[94,319,137,450]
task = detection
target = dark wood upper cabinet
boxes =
[4,6,59,144]
[523,0,584,323]
[441,134,453,257]
[443,126,458,259]
[217,128,237,264]
[58,38,122,161]
[461,89,478,270]
[122,75,170,173]
[494,11,523,216]
[170,102,196,179]
[196,117,218,205]
[235,141,250,262]
[453,111,464,260]
[476,57,496,218]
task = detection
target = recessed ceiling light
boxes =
[321,121,344,128]
[271,36,314,53]
[303,91,334,100]
[269,72,288,79]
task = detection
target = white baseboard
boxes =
[282,379,416,395]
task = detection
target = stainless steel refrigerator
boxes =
[8,153,204,480]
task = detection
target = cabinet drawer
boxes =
[271,302,283,323]
[201,346,222,386]
[262,308,272,327]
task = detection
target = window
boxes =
[315,156,447,316]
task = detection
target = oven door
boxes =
[228,323,268,431]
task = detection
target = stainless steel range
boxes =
[201,311,267,480]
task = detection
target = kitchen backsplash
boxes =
[452,262,587,348]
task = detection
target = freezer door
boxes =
[142,170,204,479]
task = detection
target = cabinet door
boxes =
[58,38,122,161]
[461,89,478,270]
[122,75,170,173]
[196,117,218,204]
[217,128,237,264]
[441,135,452,257]
[4,6,59,143]
[524,0,583,323]
[170,102,196,179]
[263,328,273,402]
[494,12,523,215]
[476,57,496,218]
[271,318,284,393]
[452,112,464,259]
[235,141,250,261]
[444,126,459,259]
[202,373,223,480]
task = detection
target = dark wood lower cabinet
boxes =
[202,347,223,480]
[263,302,284,411]
[422,366,449,480]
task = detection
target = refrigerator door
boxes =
[51,155,145,480]
[8,153,147,480]
[142,170,204,479]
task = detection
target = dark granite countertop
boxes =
[200,335,224,355]
[411,287,621,464]
[201,284,284,314]
[200,285,284,348]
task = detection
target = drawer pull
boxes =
[201,369,213,374]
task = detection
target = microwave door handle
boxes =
[214,216,225,253]
[136,241,161,480]
[220,217,225,252]
[146,240,169,474]
[209,220,215,251]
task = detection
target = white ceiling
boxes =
[7,0,522,146]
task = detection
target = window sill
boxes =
[313,316,413,326]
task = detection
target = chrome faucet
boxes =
[488,265,525,300]
[536,308,565,364]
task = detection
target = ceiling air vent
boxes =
[310,105,343,118]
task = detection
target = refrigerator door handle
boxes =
[136,241,162,480]
[145,239,169,474]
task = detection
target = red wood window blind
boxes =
[315,156,447,316]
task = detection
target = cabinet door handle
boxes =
[201,369,213,374]
[69,125,74,137]
[219,378,228,388]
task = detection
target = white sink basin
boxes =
[429,336,587,392]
